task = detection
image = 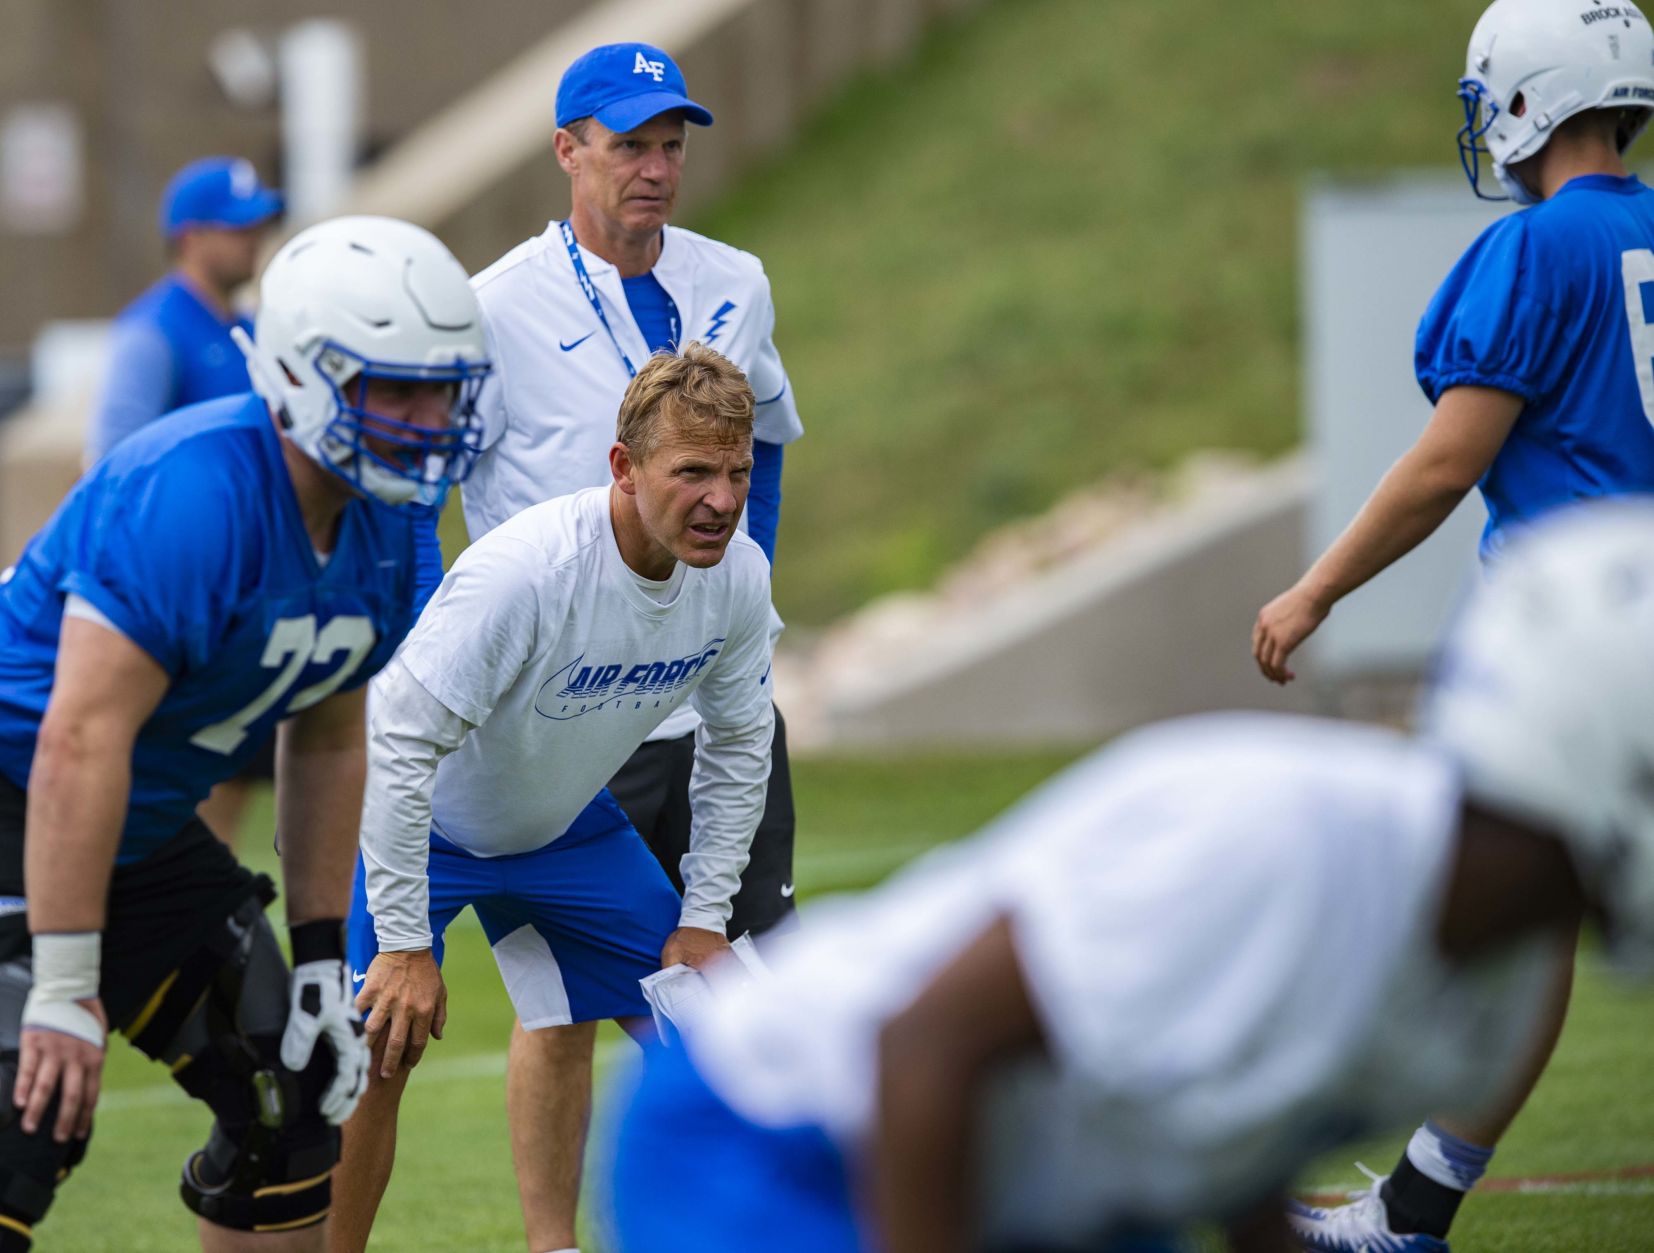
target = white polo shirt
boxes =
[682,713,1553,1246]
[465,222,802,743]
[361,487,776,948]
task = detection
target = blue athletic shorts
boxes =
[607,1040,867,1253]
[348,789,682,1026]
[607,1042,1193,1253]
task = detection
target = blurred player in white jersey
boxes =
[394,42,805,1250]
[1253,1,1654,1246]
[331,344,774,1253]
[607,499,1654,1253]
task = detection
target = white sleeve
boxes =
[63,593,126,638]
[681,579,776,930]
[361,658,476,951]
[472,304,509,453]
[746,272,804,447]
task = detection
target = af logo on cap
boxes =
[230,158,258,199]
[633,51,666,81]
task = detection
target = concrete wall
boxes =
[0,0,594,351]
[803,459,1318,749]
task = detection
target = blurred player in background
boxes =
[1252,1,1654,1247]
[611,500,1654,1253]
[332,345,774,1253]
[88,155,285,848]
[395,41,804,1252]
[87,156,282,461]
[0,215,488,1250]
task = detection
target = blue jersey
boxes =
[1416,173,1654,559]
[90,275,255,460]
[0,394,417,862]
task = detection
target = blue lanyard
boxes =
[560,220,638,380]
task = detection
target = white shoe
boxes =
[1287,1167,1451,1253]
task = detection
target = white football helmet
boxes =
[1458,0,1654,203]
[234,215,491,507]
[1423,500,1654,971]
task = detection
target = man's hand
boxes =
[280,954,370,1124]
[356,949,447,1078]
[1251,583,1330,685]
[16,996,107,1143]
[661,926,731,970]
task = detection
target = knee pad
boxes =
[180,1111,339,1234]
[168,910,342,1233]
[0,959,88,1251]
[174,1019,342,1232]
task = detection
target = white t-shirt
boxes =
[683,713,1552,1247]
[361,486,776,949]
[465,222,803,742]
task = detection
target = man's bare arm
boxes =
[19,615,168,1141]
[276,685,368,926]
[1253,385,1523,684]
[871,915,1046,1253]
[26,617,169,934]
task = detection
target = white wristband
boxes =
[24,932,104,1047]
[31,932,101,1002]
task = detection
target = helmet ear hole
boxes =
[1616,107,1645,152]
[1509,91,1526,119]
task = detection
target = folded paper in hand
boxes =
[639,934,768,1042]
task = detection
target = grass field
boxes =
[34,750,1654,1252]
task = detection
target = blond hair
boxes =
[615,342,755,462]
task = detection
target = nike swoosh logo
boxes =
[351,970,367,985]
[559,331,596,352]
[779,883,795,898]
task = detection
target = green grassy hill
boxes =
[688,0,1490,624]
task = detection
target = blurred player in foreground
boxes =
[89,155,286,848]
[0,215,489,1250]
[428,44,805,1249]
[333,344,774,1253]
[1252,1,1654,1246]
[610,499,1654,1253]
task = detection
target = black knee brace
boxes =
[179,1108,339,1233]
[0,958,88,1252]
[137,898,341,1233]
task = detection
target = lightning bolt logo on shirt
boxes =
[704,301,737,344]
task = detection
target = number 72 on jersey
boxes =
[190,615,375,755]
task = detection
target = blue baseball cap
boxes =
[555,42,713,134]
[159,157,283,239]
